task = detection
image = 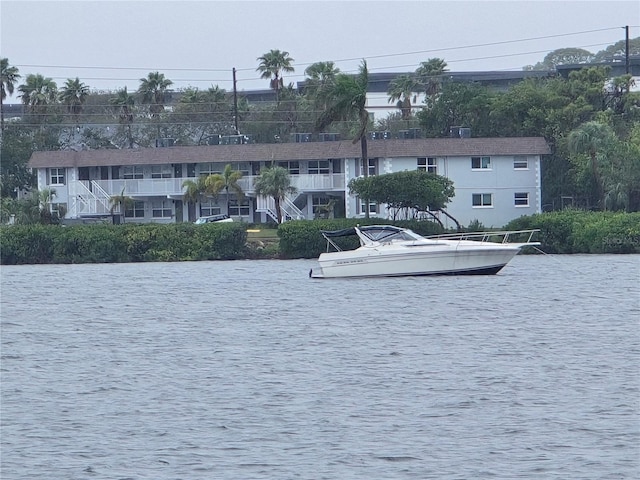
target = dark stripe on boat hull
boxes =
[310,264,506,279]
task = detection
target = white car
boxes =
[194,214,233,224]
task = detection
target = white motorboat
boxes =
[309,225,540,279]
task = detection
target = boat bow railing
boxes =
[427,229,540,245]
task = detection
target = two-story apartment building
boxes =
[27,136,550,228]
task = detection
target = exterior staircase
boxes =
[256,194,305,223]
[68,181,112,217]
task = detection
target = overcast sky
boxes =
[1,0,638,101]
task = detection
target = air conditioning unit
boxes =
[369,131,390,140]
[221,135,249,145]
[291,133,312,143]
[449,126,471,138]
[399,128,422,139]
[156,138,175,148]
[319,133,340,142]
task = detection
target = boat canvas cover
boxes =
[321,225,404,238]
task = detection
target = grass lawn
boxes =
[246,227,280,258]
[246,228,279,240]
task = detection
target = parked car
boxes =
[194,214,233,224]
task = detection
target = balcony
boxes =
[88,174,345,198]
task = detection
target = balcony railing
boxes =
[88,174,345,197]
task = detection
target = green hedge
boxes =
[505,211,640,254]
[278,219,444,259]
[0,222,247,265]
[3,213,636,264]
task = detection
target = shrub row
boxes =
[2,212,637,265]
[0,223,247,265]
[505,210,640,254]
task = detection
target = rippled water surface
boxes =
[1,255,639,479]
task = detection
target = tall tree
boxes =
[256,49,295,104]
[174,85,232,143]
[0,127,35,197]
[315,60,371,215]
[204,164,244,215]
[304,61,339,108]
[567,121,616,208]
[58,77,89,125]
[1,58,21,132]
[17,73,58,123]
[253,165,297,224]
[387,74,420,120]
[593,37,640,62]
[109,87,136,148]
[138,71,173,138]
[415,58,448,107]
[526,48,595,70]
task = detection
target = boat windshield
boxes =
[359,226,423,243]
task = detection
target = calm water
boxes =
[1,255,639,479]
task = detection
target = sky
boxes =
[1,0,639,103]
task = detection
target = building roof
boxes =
[28,137,550,169]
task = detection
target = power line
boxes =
[12,26,636,81]
[10,38,619,94]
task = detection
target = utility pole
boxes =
[624,25,630,74]
[232,68,239,134]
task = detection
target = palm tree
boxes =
[58,77,89,125]
[17,73,58,123]
[315,60,371,216]
[387,74,420,120]
[204,164,244,215]
[109,87,136,148]
[253,165,297,224]
[256,49,295,104]
[415,58,448,107]
[1,58,21,131]
[568,121,615,209]
[304,61,340,108]
[109,188,134,224]
[37,188,58,224]
[138,71,173,138]
[182,175,208,204]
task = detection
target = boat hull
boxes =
[310,245,521,279]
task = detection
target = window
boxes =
[514,192,529,206]
[122,166,143,179]
[125,201,145,218]
[51,202,67,217]
[356,158,377,176]
[200,200,221,217]
[199,163,222,176]
[228,199,250,216]
[308,160,330,175]
[151,165,172,179]
[312,196,329,215]
[471,156,491,170]
[151,200,172,218]
[229,162,250,176]
[278,161,300,174]
[367,158,378,176]
[472,193,493,207]
[417,157,437,173]
[358,197,378,214]
[514,156,529,169]
[49,168,65,185]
